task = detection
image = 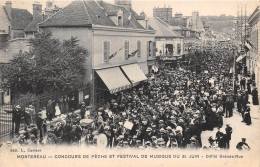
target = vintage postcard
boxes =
[0,0,260,166]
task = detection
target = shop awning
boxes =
[96,67,131,94]
[121,63,147,86]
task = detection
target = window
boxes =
[137,40,141,57]
[177,43,181,55]
[118,16,123,27]
[153,41,157,57]
[103,41,110,62]
[124,40,129,59]
[147,41,152,57]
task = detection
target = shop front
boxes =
[94,63,147,106]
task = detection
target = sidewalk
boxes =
[201,101,260,151]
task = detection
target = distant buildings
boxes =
[153,6,172,24]
[24,1,61,38]
[0,1,32,40]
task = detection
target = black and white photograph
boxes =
[0,0,259,166]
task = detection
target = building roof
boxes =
[40,0,145,29]
[4,7,33,30]
[147,17,182,38]
[248,6,260,25]
[39,1,93,27]
[100,2,144,29]
[170,26,182,31]
[24,14,49,32]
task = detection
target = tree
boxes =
[0,30,88,97]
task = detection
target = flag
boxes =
[128,14,132,20]
[236,53,246,62]
[128,49,138,58]
[109,46,124,59]
[245,40,254,52]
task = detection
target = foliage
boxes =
[1,30,88,96]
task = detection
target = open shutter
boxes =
[124,41,129,59]
[153,41,157,57]
[137,40,141,57]
[147,41,150,57]
[104,41,110,62]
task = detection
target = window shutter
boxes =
[124,41,129,59]
[153,41,157,57]
[147,41,150,57]
[104,41,110,62]
[137,40,141,57]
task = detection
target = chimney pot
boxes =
[5,1,12,19]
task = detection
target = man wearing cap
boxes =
[62,120,72,144]
[144,127,153,142]
[225,124,232,149]
[5,105,23,134]
[54,122,64,144]
[36,112,44,141]
[236,138,250,150]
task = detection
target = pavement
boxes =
[201,95,260,151]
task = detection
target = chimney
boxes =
[5,1,12,19]
[46,1,53,9]
[33,2,42,18]
[137,12,148,29]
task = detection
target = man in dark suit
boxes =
[225,124,232,149]
[5,105,23,134]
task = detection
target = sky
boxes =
[0,0,259,17]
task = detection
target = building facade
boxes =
[39,0,156,108]
[247,6,260,92]
[147,17,183,59]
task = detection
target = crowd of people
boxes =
[2,47,257,151]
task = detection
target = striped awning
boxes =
[96,67,131,94]
[121,63,147,86]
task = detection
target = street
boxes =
[201,95,260,151]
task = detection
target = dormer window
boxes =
[118,16,123,27]
[117,10,123,27]
[145,20,148,29]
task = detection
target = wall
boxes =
[44,27,93,84]
[12,30,25,39]
[92,29,154,74]
[0,38,30,104]
[0,6,11,34]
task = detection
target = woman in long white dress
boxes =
[55,103,61,117]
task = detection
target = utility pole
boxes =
[236,6,239,42]
[241,6,243,50]
[244,5,247,72]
